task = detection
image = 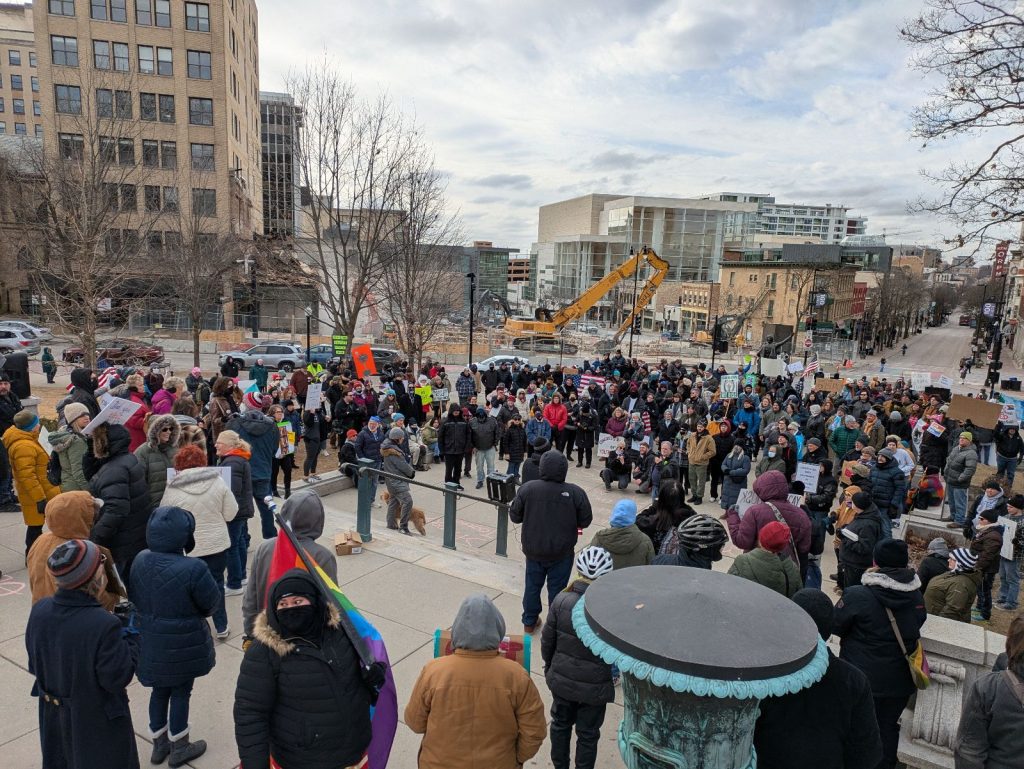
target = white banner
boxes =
[82,397,143,436]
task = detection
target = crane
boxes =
[505,246,670,355]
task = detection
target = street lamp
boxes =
[304,305,312,368]
[467,272,476,366]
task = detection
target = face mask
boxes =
[277,604,319,638]
[768,450,777,458]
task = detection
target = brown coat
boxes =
[686,432,716,466]
[405,649,547,769]
[26,491,123,611]
[832,486,861,550]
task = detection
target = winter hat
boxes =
[851,491,873,510]
[844,415,857,426]
[531,436,548,449]
[889,411,903,421]
[861,446,876,457]
[369,415,382,424]
[63,402,90,424]
[191,366,202,375]
[14,410,38,430]
[388,427,405,441]
[47,539,102,590]
[983,478,1002,492]
[792,589,835,640]
[476,408,486,417]
[610,499,637,528]
[960,431,973,441]
[878,448,895,461]
[806,437,822,447]
[345,429,357,439]
[927,538,950,556]
[809,404,821,416]
[758,521,791,554]
[979,507,1001,523]
[242,391,264,411]
[873,538,909,569]
[1009,494,1024,511]
[950,547,978,571]
[867,409,877,418]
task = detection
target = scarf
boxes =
[976,491,1003,515]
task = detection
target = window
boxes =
[117,138,134,165]
[769,273,777,289]
[136,0,152,24]
[59,133,83,159]
[155,0,170,26]
[115,90,131,118]
[138,45,154,74]
[232,112,238,139]
[34,125,43,138]
[119,184,136,212]
[93,40,110,69]
[91,0,107,19]
[192,188,216,216]
[145,185,161,212]
[163,186,178,211]
[51,36,78,67]
[8,50,20,66]
[111,0,126,22]
[188,97,212,125]
[147,232,163,252]
[10,75,22,91]
[33,101,41,116]
[157,47,172,76]
[185,2,210,31]
[140,92,156,120]
[29,52,37,67]
[187,50,212,79]
[190,142,213,170]
[766,300,775,318]
[31,76,39,92]
[229,28,236,58]
[14,123,26,135]
[96,88,113,116]
[113,42,129,71]
[160,141,176,169]
[49,0,75,14]
[99,136,116,161]
[12,99,24,115]
[158,93,174,122]
[0,123,6,135]
[142,139,159,167]
[0,98,4,113]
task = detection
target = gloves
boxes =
[37,500,47,516]
[963,524,974,540]
[241,636,253,652]
[361,661,388,705]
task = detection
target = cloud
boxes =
[467,174,533,190]
[586,150,668,171]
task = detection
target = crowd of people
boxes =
[8,348,1024,769]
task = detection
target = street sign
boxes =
[803,337,813,349]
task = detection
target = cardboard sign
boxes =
[334,530,363,556]
[840,460,861,484]
[999,516,1018,560]
[760,357,786,377]
[432,388,449,403]
[795,462,820,493]
[304,382,323,412]
[815,377,846,394]
[82,397,143,435]
[946,394,1002,429]
[597,432,618,458]
[720,375,739,400]
[434,628,530,670]
[911,372,932,391]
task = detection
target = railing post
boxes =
[442,482,459,550]
[356,458,375,542]
[495,503,509,557]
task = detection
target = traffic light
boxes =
[632,318,643,335]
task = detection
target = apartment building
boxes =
[704,192,867,244]
[0,3,42,138]
[657,280,720,335]
[33,0,262,239]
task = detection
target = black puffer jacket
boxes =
[89,424,153,563]
[220,452,254,520]
[235,570,372,769]
[438,413,471,455]
[994,427,1024,460]
[134,414,181,508]
[67,368,101,418]
[510,452,593,560]
[833,567,927,699]
[838,504,884,571]
[541,580,614,705]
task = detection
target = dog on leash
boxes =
[380,491,427,535]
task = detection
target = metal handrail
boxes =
[341,460,512,557]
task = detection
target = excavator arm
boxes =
[600,247,671,347]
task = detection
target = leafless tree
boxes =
[288,59,416,340]
[380,152,463,371]
[902,0,1024,252]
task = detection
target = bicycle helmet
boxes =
[676,514,729,552]
[575,546,614,580]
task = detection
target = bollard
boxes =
[442,482,459,550]
[495,504,509,557]
[356,457,375,542]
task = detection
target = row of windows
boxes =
[0,98,42,116]
[53,84,213,126]
[88,179,215,216]
[50,0,210,31]
[52,36,214,80]
[6,50,38,67]
[55,131,215,171]
[0,74,41,91]
[0,122,43,137]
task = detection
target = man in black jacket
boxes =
[0,373,22,508]
[838,491,884,589]
[995,423,1024,484]
[521,437,550,484]
[510,451,593,633]
[754,589,882,769]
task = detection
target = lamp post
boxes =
[304,305,312,368]
[467,272,476,366]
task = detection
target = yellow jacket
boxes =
[3,425,60,526]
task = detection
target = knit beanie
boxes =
[979,507,1001,523]
[758,521,791,554]
[926,538,949,556]
[809,404,821,416]
[47,539,102,590]
[63,402,90,424]
[873,538,909,569]
[950,547,978,571]
[851,491,873,510]
[14,410,39,430]
[242,391,264,411]
[960,431,973,441]
[388,427,405,441]
[610,499,637,528]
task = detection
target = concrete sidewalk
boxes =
[0,459,839,769]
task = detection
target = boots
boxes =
[168,730,207,768]
[149,727,170,765]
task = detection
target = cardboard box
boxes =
[334,530,363,556]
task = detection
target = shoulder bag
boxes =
[884,606,930,690]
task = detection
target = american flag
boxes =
[97,367,120,388]
[580,373,606,389]
[803,358,819,377]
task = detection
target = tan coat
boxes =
[686,432,716,466]
[405,649,547,769]
[3,425,60,526]
[832,485,861,550]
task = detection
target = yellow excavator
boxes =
[504,246,670,354]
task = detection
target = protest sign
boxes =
[720,375,739,399]
[597,433,618,458]
[795,462,820,493]
[937,375,953,389]
[82,397,143,436]
[38,427,52,455]
[911,372,932,391]
[304,383,323,412]
[744,373,758,388]
[760,357,786,377]
[927,421,946,437]
[815,377,846,394]
[736,487,806,518]
[432,388,449,403]
[786,361,804,374]
[946,394,1002,429]
[1000,516,1018,560]
[237,379,258,394]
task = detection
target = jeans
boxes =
[976,570,996,619]
[476,447,496,483]
[688,464,708,499]
[149,680,195,737]
[549,695,607,769]
[873,695,909,769]
[949,485,969,525]
[303,438,321,476]
[600,469,629,490]
[225,517,249,589]
[998,557,1020,608]
[879,509,893,540]
[507,460,521,478]
[522,555,574,626]
[805,554,822,590]
[996,454,1018,484]
[199,549,228,633]
[252,478,276,539]
[978,443,993,465]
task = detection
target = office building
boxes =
[461,240,519,308]
[260,90,300,238]
[0,3,42,138]
[704,192,867,244]
[657,280,720,335]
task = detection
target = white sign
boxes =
[82,397,143,435]
[166,466,232,487]
[304,383,323,412]
[38,426,53,455]
[803,375,816,394]
[999,516,1018,560]
[720,375,739,400]
[597,432,618,458]
[937,375,953,389]
[911,372,932,391]
[786,361,804,375]
[432,387,450,403]
[795,462,820,493]
[735,488,806,519]
[760,357,786,377]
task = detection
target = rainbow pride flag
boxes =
[267,519,398,769]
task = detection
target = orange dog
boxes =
[380,491,427,535]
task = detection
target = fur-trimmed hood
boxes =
[145,413,181,448]
[252,602,342,657]
[861,566,924,612]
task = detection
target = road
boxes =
[845,322,973,384]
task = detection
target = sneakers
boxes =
[400,525,412,536]
[224,586,244,597]
[475,481,484,489]
[946,522,964,529]
[216,626,231,641]
[971,609,989,623]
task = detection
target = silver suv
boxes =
[0,327,40,356]
[219,342,306,372]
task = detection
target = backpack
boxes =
[46,449,62,486]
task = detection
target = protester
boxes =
[725,470,811,574]
[652,514,728,568]
[3,409,60,553]
[381,427,416,534]
[405,594,546,769]
[727,520,802,597]
[719,440,751,511]
[944,431,979,528]
[214,429,254,597]
[470,406,502,489]
[504,412,528,478]
[227,403,280,538]
[684,420,715,504]
[438,405,471,489]
[589,499,654,569]
[996,494,1024,611]
[967,502,1005,623]
[924,547,982,622]
[917,537,951,591]
[26,539,141,769]
[837,491,885,589]
[134,414,180,509]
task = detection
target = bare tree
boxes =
[902,1,1024,251]
[288,60,416,340]
[379,152,463,371]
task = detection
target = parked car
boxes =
[62,338,163,365]
[661,331,682,341]
[219,342,306,372]
[343,347,403,370]
[307,343,335,366]
[475,355,531,369]
[0,328,40,356]
[0,319,53,340]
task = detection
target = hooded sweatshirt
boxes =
[590,524,655,569]
[226,410,279,481]
[509,451,593,560]
[241,490,338,636]
[160,466,238,557]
